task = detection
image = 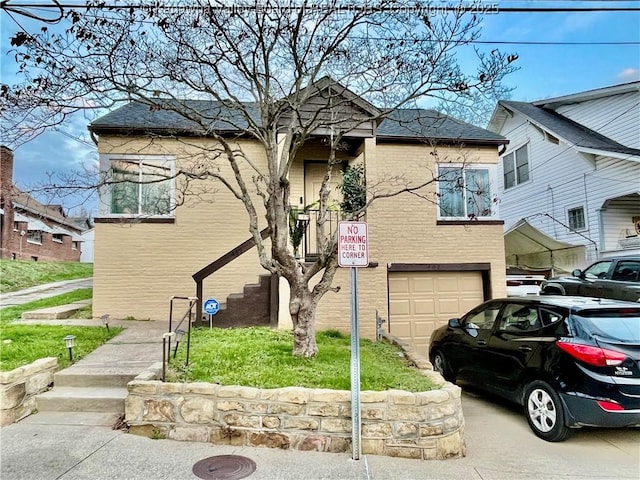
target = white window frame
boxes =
[436,163,498,220]
[568,206,586,232]
[502,143,530,190]
[26,230,42,245]
[52,233,64,243]
[98,154,176,218]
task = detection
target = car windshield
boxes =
[574,309,640,342]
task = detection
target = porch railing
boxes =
[300,209,341,260]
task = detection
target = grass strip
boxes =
[1,288,93,325]
[0,260,93,293]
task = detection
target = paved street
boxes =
[0,278,93,307]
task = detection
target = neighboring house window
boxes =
[502,144,529,189]
[72,241,79,250]
[27,230,42,244]
[568,206,585,231]
[100,155,175,217]
[437,165,494,219]
[13,221,19,231]
[52,233,64,243]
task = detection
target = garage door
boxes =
[388,271,484,352]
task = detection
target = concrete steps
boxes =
[21,300,91,320]
[36,386,127,413]
[18,411,123,427]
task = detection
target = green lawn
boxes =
[0,260,93,293]
[172,327,437,392]
[0,324,121,371]
[0,288,121,371]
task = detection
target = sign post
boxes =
[338,221,368,461]
[203,298,220,329]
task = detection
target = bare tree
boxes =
[1,1,516,356]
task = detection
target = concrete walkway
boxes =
[0,278,93,307]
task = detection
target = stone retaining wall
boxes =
[126,363,465,460]
[0,357,57,426]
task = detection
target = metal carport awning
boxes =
[505,219,586,276]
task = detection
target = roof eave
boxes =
[576,146,640,162]
[376,135,508,146]
[533,81,640,109]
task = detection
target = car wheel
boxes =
[432,350,453,382]
[524,380,571,442]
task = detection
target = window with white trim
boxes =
[99,155,175,217]
[568,206,586,231]
[27,230,42,244]
[502,144,529,189]
[437,165,495,220]
[52,233,64,243]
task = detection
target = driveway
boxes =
[455,388,640,479]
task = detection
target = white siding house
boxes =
[488,82,640,272]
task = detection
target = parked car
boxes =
[541,256,640,302]
[428,296,640,442]
[506,273,545,297]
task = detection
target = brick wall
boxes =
[92,135,506,330]
[0,145,82,262]
[1,145,15,259]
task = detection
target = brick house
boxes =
[88,85,508,350]
[0,145,87,262]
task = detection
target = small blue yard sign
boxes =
[203,298,220,315]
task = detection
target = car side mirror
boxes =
[572,268,583,278]
[448,318,461,328]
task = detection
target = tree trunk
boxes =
[289,286,318,357]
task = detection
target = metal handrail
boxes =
[168,296,198,367]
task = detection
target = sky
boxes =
[1,0,639,215]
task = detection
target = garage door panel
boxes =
[434,277,460,293]
[411,277,434,293]
[391,322,412,338]
[438,298,462,315]
[414,299,435,315]
[389,271,484,351]
[389,277,410,293]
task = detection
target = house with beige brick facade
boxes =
[88,85,508,352]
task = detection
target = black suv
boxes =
[541,256,640,302]
[428,296,640,441]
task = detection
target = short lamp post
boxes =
[63,335,76,362]
[173,329,186,359]
[101,314,110,332]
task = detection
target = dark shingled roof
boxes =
[90,100,506,145]
[91,100,260,134]
[377,109,506,143]
[499,100,640,157]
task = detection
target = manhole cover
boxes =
[192,455,256,480]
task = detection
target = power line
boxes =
[2,2,640,14]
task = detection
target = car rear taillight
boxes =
[556,341,627,367]
[507,280,522,286]
[596,400,625,412]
